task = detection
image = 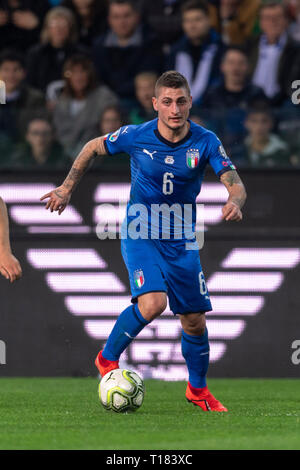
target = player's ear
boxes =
[152,96,158,111]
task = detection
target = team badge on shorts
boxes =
[134,269,145,288]
[186,149,200,169]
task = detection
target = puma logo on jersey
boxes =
[143,149,157,160]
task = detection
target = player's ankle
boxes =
[188,382,208,394]
[101,350,119,363]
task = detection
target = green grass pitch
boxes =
[0,378,299,450]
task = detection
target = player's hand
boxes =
[40,186,71,215]
[222,202,242,222]
[0,251,22,283]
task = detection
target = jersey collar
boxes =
[154,120,192,148]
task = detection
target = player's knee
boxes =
[187,324,206,336]
[181,313,206,336]
[138,297,167,321]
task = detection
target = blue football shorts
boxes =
[121,236,212,315]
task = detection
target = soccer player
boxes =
[0,197,22,282]
[41,71,247,412]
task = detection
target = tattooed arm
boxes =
[220,170,247,222]
[40,137,107,214]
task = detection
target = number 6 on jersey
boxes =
[163,172,174,195]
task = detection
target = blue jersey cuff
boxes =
[104,139,111,155]
[217,167,236,179]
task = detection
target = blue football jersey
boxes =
[104,118,236,241]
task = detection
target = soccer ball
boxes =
[99,368,145,413]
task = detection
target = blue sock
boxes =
[103,304,150,361]
[181,328,210,388]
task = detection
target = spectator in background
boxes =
[61,0,108,47]
[129,71,158,124]
[93,0,163,103]
[12,117,71,169]
[0,0,50,52]
[276,100,300,167]
[287,0,300,41]
[95,104,130,168]
[201,46,268,162]
[202,46,267,110]
[99,105,123,135]
[166,0,224,105]
[26,6,87,92]
[53,54,118,157]
[140,0,183,53]
[0,50,45,144]
[208,0,261,45]
[241,106,291,168]
[249,1,300,105]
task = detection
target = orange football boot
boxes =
[95,349,119,377]
[185,382,228,412]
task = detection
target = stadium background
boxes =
[1,168,300,378]
[0,0,300,380]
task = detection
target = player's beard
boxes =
[166,116,189,133]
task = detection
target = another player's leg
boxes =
[180,313,228,412]
[95,292,167,376]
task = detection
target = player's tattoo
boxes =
[230,194,245,209]
[54,189,64,199]
[220,170,247,209]
[61,137,106,192]
[220,170,242,187]
[65,167,87,186]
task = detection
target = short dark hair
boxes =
[260,1,287,17]
[181,0,209,17]
[109,0,140,12]
[155,71,191,97]
[246,104,274,120]
[222,45,249,61]
[0,49,26,69]
[25,114,53,133]
[100,104,124,122]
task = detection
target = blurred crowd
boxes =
[0,0,299,170]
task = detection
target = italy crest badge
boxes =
[134,269,145,289]
[186,149,200,169]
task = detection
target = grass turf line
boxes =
[0,378,299,450]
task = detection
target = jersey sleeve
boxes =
[103,125,138,156]
[206,132,237,178]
